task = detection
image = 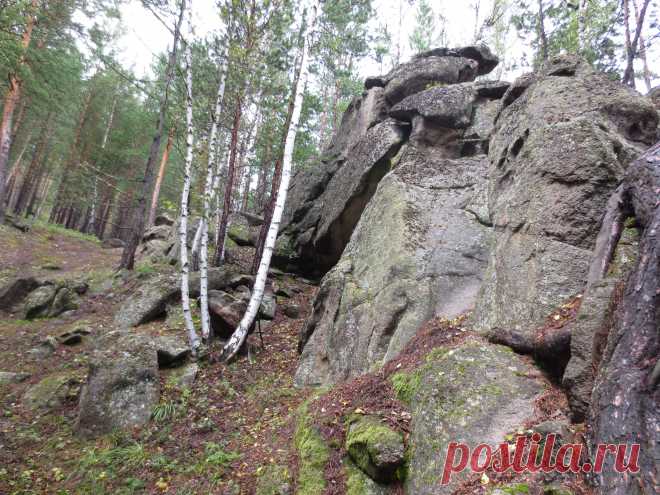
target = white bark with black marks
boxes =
[221,0,318,362]
[179,0,200,352]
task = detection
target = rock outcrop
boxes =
[294,46,504,386]
[295,148,493,385]
[470,55,657,344]
[403,340,545,494]
[114,267,251,328]
[281,45,500,276]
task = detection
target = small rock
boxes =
[153,214,174,227]
[101,238,125,249]
[23,284,57,320]
[0,371,31,385]
[346,415,405,483]
[41,263,61,271]
[275,286,292,299]
[283,304,300,319]
[28,336,58,358]
[260,287,276,321]
[57,332,82,346]
[23,373,78,411]
[49,287,79,318]
[0,277,39,310]
[155,334,190,367]
[168,363,198,389]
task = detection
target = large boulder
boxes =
[295,147,492,386]
[0,276,39,311]
[403,339,545,494]
[114,267,250,328]
[471,55,658,342]
[75,334,160,438]
[23,284,58,319]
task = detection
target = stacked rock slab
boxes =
[280,45,499,277]
[470,55,658,344]
[294,49,506,386]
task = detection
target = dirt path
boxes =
[0,222,314,494]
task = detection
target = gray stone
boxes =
[102,238,125,249]
[295,147,492,386]
[346,415,405,483]
[381,56,479,105]
[471,55,658,342]
[23,284,57,319]
[404,340,544,494]
[76,334,160,438]
[153,214,174,226]
[48,287,78,318]
[154,334,190,367]
[23,373,78,411]
[0,371,30,385]
[28,336,57,358]
[0,277,39,310]
[283,304,300,319]
[282,119,408,275]
[208,290,246,339]
[114,267,247,328]
[390,83,476,129]
[167,363,198,389]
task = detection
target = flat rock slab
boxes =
[76,334,160,438]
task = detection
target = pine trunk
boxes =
[0,0,36,223]
[213,98,243,266]
[119,0,185,270]
[147,126,175,228]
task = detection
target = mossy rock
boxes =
[294,400,330,495]
[405,339,545,494]
[346,415,405,483]
[345,458,391,495]
[23,372,78,410]
[255,464,293,495]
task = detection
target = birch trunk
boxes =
[200,48,229,341]
[222,2,317,362]
[88,94,118,234]
[577,0,588,54]
[179,0,200,353]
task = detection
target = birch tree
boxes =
[179,0,200,353]
[199,45,229,341]
[221,1,318,362]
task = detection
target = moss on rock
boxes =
[346,415,405,483]
[294,400,330,495]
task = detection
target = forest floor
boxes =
[0,222,315,494]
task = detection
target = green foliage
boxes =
[409,0,436,53]
[294,400,330,495]
[391,369,422,405]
